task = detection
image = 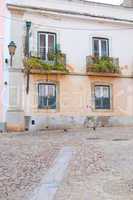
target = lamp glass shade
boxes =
[8,41,16,56]
[26,21,31,29]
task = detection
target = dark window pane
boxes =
[93,38,109,58]
[38,33,56,60]
[48,84,55,97]
[48,34,55,53]
[103,86,110,98]
[95,98,102,109]
[38,84,56,109]
[38,96,47,108]
[48,84,56,109]
[93,39,99,57]
[38,84,45,96]
[48,96,56,109]
[103,98,110,109]
[39,34,46,59]
[40,34,46,47]
[101,39,109,57]
[95,85,110,110]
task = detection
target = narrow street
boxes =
[0,127,133,200]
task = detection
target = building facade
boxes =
[0,0,4,129]
[0,0,11,131]
[5,0,133,131]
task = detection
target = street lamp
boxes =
[8,41,16,67]
[25,21,31,57]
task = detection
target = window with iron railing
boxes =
[86,56,120,73]
[38,32,56,60]
[93,37,109,57]
[85,37,120,74]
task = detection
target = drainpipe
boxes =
[25,21,31,94]
[25,21,31,57]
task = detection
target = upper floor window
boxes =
[93,37,109,58]
[38,32,56,60]
[94,85,111,110]
[38,83,56,109]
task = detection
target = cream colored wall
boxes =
[90,76,133,116]
[25,74,133,118]
[21,12,133,75]
[9,3,133,75]
[9,9,133,117]
[10,11,24,68]
[0,0,4,121]
[7,1,133,130]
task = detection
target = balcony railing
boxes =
[30,50,66,66]
[23,50,68,74]
[86,56,120,74]
[24,50,68,94]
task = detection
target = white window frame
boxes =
[38,32,56,60]
[38,83,57,109]
[93,37,109,57]
[94,85,111,110]
[91,82,113,112]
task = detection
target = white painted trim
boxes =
[89,34,113,57]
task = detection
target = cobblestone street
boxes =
[0,127,133,200]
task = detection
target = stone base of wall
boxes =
[6,110,25,132]
[29,115,86,131]
[0,122,7,132]
[5,114,133,132]
[29,115,133,131]
[96,116,133,127]
[109,116,133,127]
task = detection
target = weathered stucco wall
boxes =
[22,74,133,130]
[6,0,133,130]
[8,0,133,76]
[0,0,5,123]
[21,13,133,75]
[0,0,12,131]
[29,75,133,117]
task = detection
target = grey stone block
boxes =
[6,110,25,131]
[27,115,133,131]
[109,116,133,126]
[0,123,7,132]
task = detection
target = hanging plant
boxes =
[89,56,120,73]
[23,52,68,94]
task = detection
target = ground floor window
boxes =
[38,83,56,109]
[94,85,111,110]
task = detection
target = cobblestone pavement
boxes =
[0,127,133,200]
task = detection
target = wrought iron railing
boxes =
[29,49,66,66]
[86,55,120,73]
